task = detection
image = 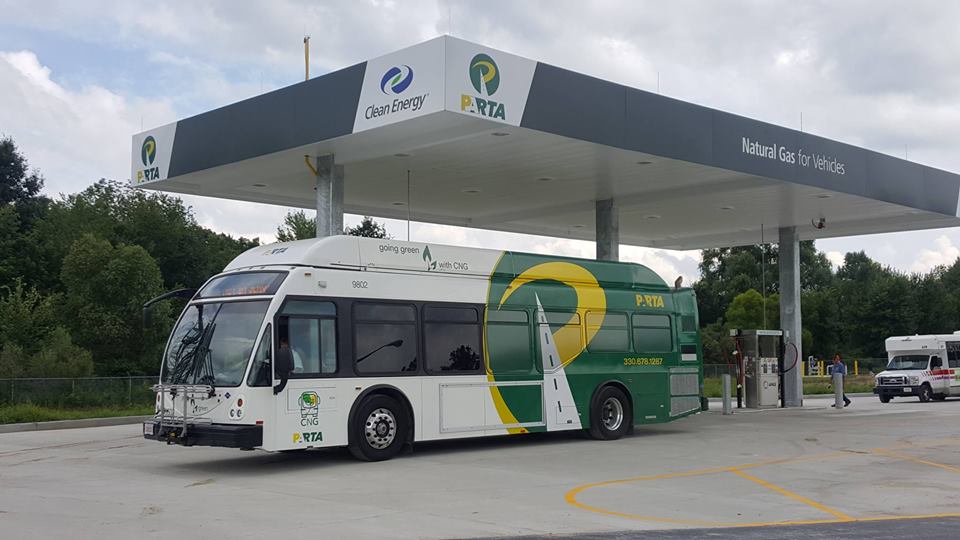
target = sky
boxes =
[2,0,959,284]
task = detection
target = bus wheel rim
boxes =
[601,396,624,431]
[364,408,397,449]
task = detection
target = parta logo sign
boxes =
[135,135,161,184]
[141,136,157,166]
[380,65,414,95]
[469,54,499,96]
[461,53,506,121]
[364,64,429,121]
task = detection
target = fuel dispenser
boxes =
[731,329,783,408]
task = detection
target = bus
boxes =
[143,236,704,461]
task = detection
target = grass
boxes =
[0,404,154,424]
[702,375,875,398]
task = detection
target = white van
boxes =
[874,333,960,402]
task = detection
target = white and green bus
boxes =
[143,236,703,461]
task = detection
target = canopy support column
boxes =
[779,226,803,407]
[332,164,344,235]
[312,155,343,237]
[595,198,619,261]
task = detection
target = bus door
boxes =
[274,299,340,449]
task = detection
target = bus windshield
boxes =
[162,300,270,387]
[886,355,929,371]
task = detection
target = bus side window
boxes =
[423,305,482,374]
[354,302,419,374]
[586,311,629,352]
[486,309,534,375]
[247,324,272,387]
[632,313,673,353]
[947,343,960,368]
[279,300,338,376]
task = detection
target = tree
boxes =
[60,234,170,375]
[276,210,316,241]
[276,212,390,241]
[724,289,780,331]
[0,136,43,207]
[345,216,389,238]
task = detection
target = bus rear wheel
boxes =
[348,394,408,462]
[588,386,632,441]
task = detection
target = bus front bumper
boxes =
[143,420,263,448]
[874,386,921,397]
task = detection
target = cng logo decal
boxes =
[380,65,414,95]
[423,245,436,271]
[135,135,161,184]
[298,391,319,426]
[141,136,157,166]
[461,53,505,121]
[469,54,499,96]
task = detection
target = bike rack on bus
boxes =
[151,383,215,442]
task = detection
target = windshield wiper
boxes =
[169,320,217,393]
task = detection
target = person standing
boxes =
[831,353,852,407]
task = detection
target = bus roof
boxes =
[223,235,670,289]
[886,333,960,349]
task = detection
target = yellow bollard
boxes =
[854,360,859,376]
[801,360,806,376]
[819,360,825,377]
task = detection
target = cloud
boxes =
[825,251,845,269]
[0,49,176,194]
[911,235,960,273]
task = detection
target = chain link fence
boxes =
[0,376,157,408]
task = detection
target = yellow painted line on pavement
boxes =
[873,448,960,474]
[564,435,960,528]
[728,468,853,521]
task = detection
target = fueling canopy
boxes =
[131,36,960,250]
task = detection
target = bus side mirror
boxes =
[273,347,294,395]
[142,306,153,328]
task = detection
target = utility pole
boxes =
[304,35,310,81]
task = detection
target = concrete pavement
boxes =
[2,394,959,539]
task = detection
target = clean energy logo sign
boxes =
[364,64,429,120]
[380,65,414,95]
[135,135,161,183]
[461,53,506,120]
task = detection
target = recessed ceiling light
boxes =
[491,132,510,137]
[572,224,585,228]
[391,201,406,206]
[739,227,751,232]
[252,183,268,188]
[636,160,653,165]
[815,193,832,199]
[461,187,481,194]
[720,206,735,211]
[646,214,661,220]
[394,153,411,158]
[537,177,553,182]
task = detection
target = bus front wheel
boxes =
[587,386,632,441]
[348,394,408,462]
